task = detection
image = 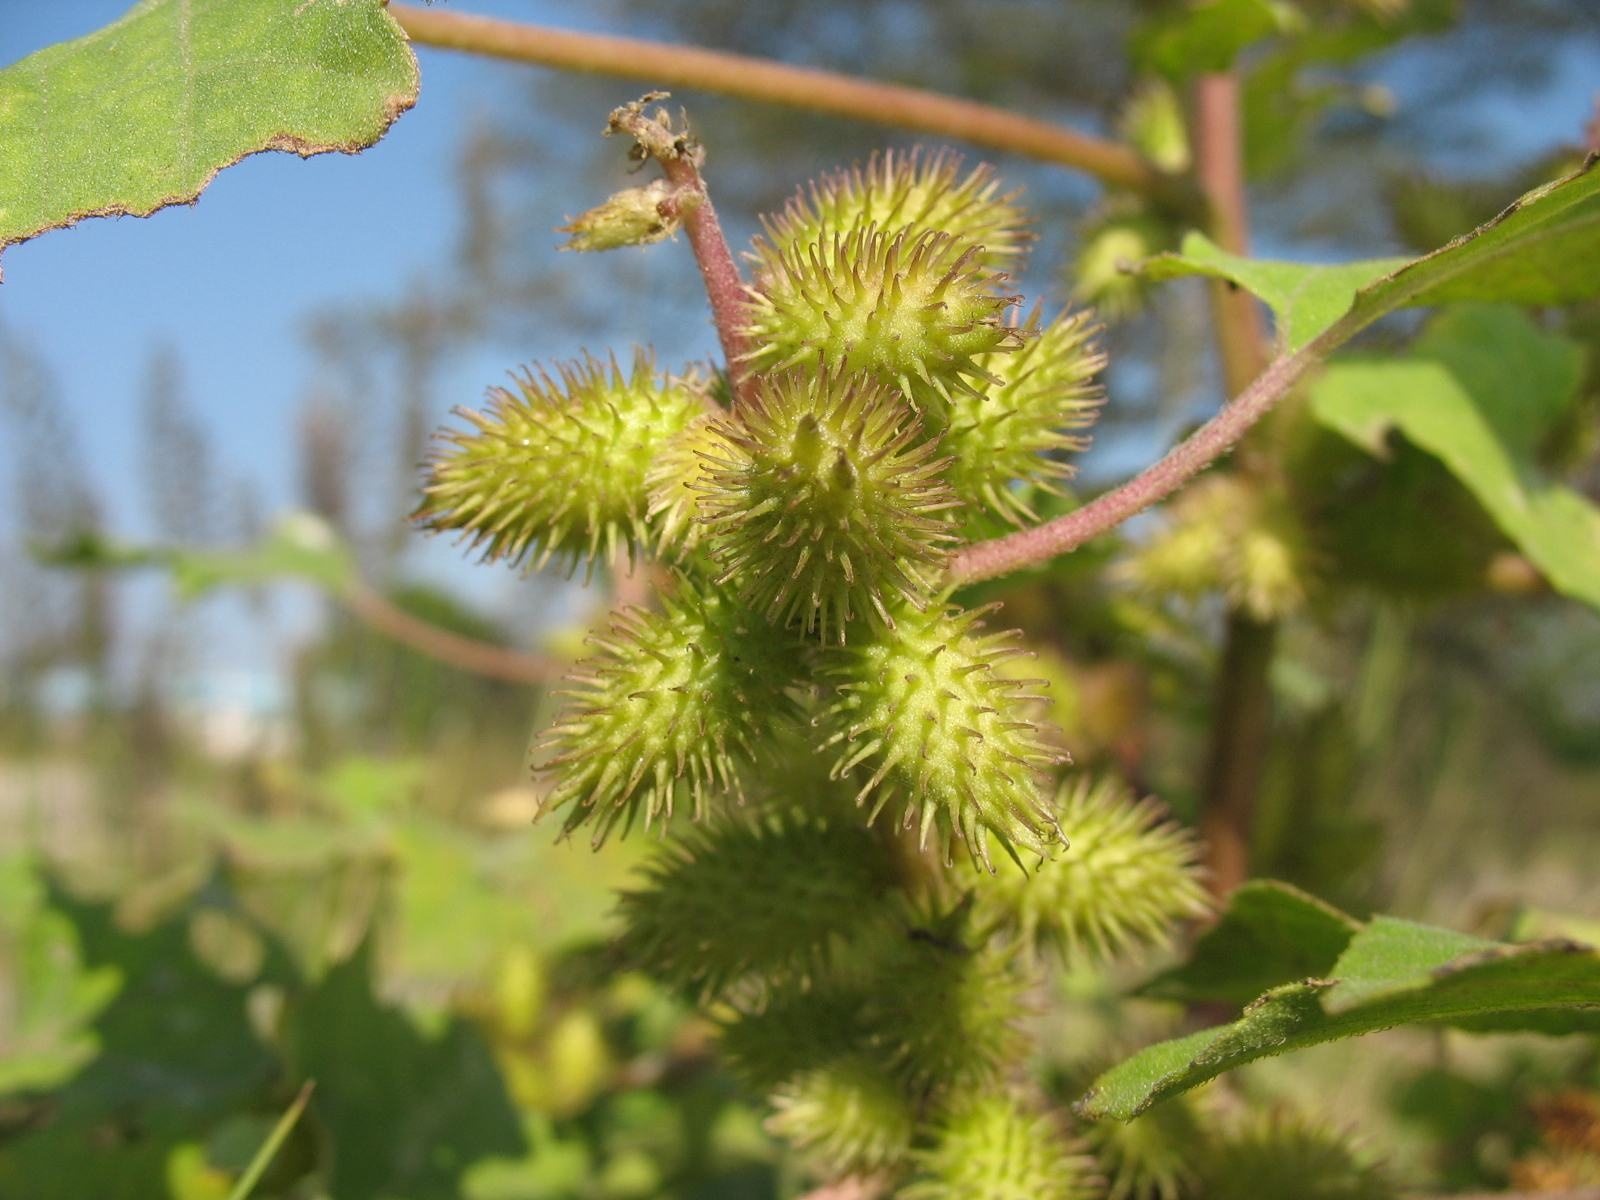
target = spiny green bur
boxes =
[419,351,703,576]
[946,307,1106,524]
[700,370,958,640]
[419,124,1225,1188]
[967,775,1210,965]
[758,147,1032,270]
[819,601,1067,869]
[740,223,1024,410]
[767,1054,918,1175]
[902,1093,1101,1200]
[537,582,800,845]
[616,810,891,1000]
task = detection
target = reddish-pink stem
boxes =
[656,156,754,404]
[945,329,1335,586]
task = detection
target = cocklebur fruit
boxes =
[817,600,1067,869]
[617,810,892,1001]
[740,224,1024,412]
[767,1054,917,1175]
[943,307,1105,524]
[859,902,1027,1089]
[1118,81,1191,174]
[1079,1083,1204,1200]
[968,775,1208,965]
[717,985,876,1091]
[756,147,1031,270]
[698,370,959,641]
[1119,475,1314,620]
[1198,1110,1395,1200]
[536,581,801,845]
[902,1092,1100,1200]
[644,412,727,556]
[418,351,704,577]
[1072,205,1171,321]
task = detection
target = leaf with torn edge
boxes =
[0,0,419,279]
[1140,153,1600,352]
[1078,916,1600,1121]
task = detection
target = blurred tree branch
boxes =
[390,4,1189,205]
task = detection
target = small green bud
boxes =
[903,1092,1100,1200]
[818,601,1067,869]
[1071,206,1172,322]
[757,147,1032,269]
[1118,81,1190,173]
[967,775,1209,966]
[558,180,682,251]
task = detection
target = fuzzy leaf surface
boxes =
[0,0,418,277]
[1080,918,1600,1121]
[1139,880,1359,1007]
[1311,307,1600,611]
[1141,154,1600,351]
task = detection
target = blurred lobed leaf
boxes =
[1141,154,1600,351]
[1132,0,1302,80]
[1311,307,1600,611]
[0,0,418,278]
[1080,897,1600,1121]
[1140,879,1360,1007]
[36,512,355,599]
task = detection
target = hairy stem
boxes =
[391,4,1182,203]
[944,331,1329,585]
[609,99,754,404]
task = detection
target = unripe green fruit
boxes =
[1086,1091,1204,1200]
[644,412,727,556]
[1199,1111,1395,1200]
[817,601,1066,869]
[740,224,1024,411]
[700,371,958,641]
[537,581,801,845]
[859,908,1027,1088]
[902,1092,1100,1200]
[718,985,875,1091]
[767,1054,917,1175]
[757,147,1031,270]
[617,810,892,1000]
[945,308,1106,524]
[418,351,704,576]
[968,775,1209,965]
[1072,207,1171,321]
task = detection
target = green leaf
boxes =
[1311,307,1600,611]
[0,0,418,277]
[1078,917,1600,1121]
[1141,153,1600,351]
[1140,880,1360,1007]
[1133,0,1302,80]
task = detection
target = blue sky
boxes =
[3,1,1598,690]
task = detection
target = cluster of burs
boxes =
[421,151,1209,1196]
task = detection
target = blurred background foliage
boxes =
[2,0,1599,1196]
